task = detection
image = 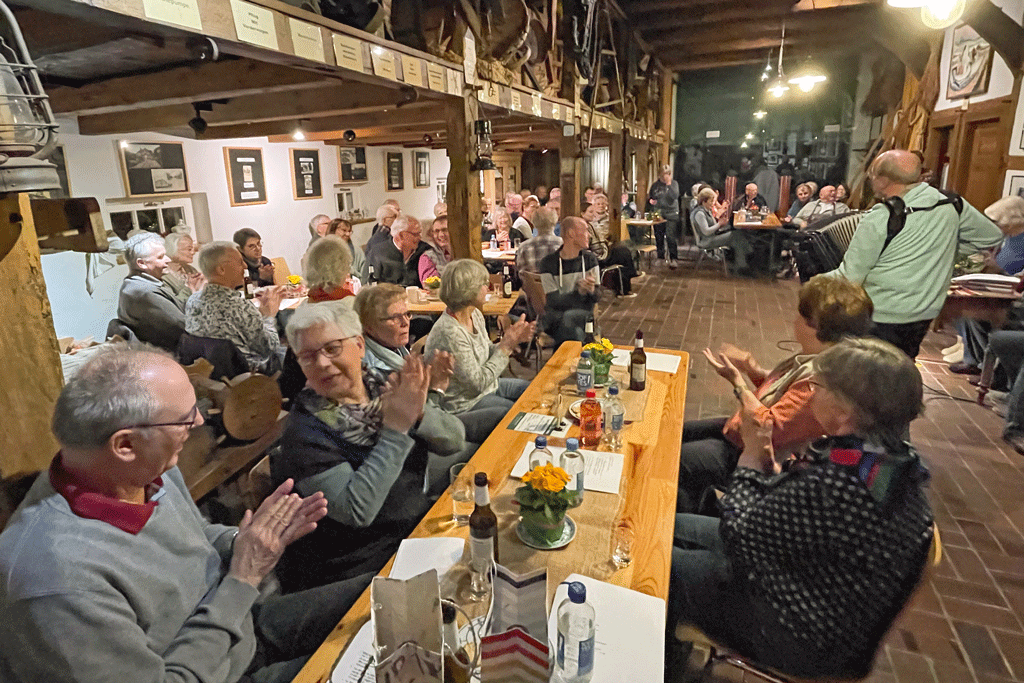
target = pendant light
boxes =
[886,0,925,6]
[788,56,828,93]
[761,49,773,82]
[764,24,790,99]
[921,0,966,29]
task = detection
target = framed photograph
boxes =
[386,151,404,191]
[947,24,994,100]
[414,151,430,188]
[118,141,189,197]
[290,148,322,200]
[436,178,447,205]
[1003,171,1024,199]
[338,146,367,183]
[223,147,268,206]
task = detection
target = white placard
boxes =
[463,31,477,86]
[823,123,841,133]
[332,33,365,73]
[401,55,423,87]
[610,348,681,374]
[706,130,721,139]
[426,62,445,92]
[532,92,542,116]
[143,0,202,30]
[289,18,325,63]
[510,444,624,494]
[370,47,397,81]
[446,68,461,95]
[230,0,277,50]
[510,89,523,112]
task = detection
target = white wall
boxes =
[41,118,450,340]
[934,0,1023,112]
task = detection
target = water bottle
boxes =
[556,581,595,683]
[528,435,553,470]
[560,438,585,508]
[576,350,594,396]
[490,234,498,250]
[603,385,625,450]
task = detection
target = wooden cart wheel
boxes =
[221,374,283,442]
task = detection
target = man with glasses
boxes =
[0,347,371,683]
[233,227,276,287]
[363,214,431,287]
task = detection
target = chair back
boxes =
[271,257,292,285]
[105,318,137,343]
[245,454,274,509]
[177,333,250,381]
[410,336,427,356]
[689,214,715,250]
[519,271,547,320]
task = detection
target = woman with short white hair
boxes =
[424,259,535,416]
[303,235,354,302]
[162,233,204,304]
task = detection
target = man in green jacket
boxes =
[829,150,1002,358]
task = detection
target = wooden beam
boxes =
[646,6,876,47]
[663,36,870,70]
[608,132,624,240]
[196,103,444,139]
[964,0,1024,75]
[633,0,793,21]
[445,97,481,263]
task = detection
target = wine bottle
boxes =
[243,274,255,300]
[469,472,499,566]
[583,319,596,345]
[629,330,646,391]
[502,262,513,298]
[442,602,471,683]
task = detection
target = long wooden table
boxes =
[291,342,689,682]
[407,292,520,317]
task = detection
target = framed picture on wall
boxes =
[414,151,430,188]
[118,141,189,197]
[947,24,994,100]
[386,151,404,191]
[223,147,268,206]
[436,178,447,205]
[338,146,367,183]
[290,148,322,200]
[1003,171,1024,199]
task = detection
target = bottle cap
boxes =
[442,601,457,624]
[586,389,596,398]
[535,435,547,448]
[581,350,591,358]
[609,385,619,395]
[567,581,587,604]
[474,472,488,486]
[636,330,643,339]
[566,437,579,450]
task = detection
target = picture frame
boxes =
[1003,171,1024,200]
[290,148,322,200]
[414,151,430,188]
[386,151,404,191]
[436,178,447,205]
[118,140,189,197]
[338,146,367,183]
[947,23,994,100]
[223,147,268,206]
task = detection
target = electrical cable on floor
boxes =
[922,382,980,404]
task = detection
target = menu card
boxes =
[510,444,624,494]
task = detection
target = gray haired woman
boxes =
[307,213,331,248]
[303,235,354,302]
[162,233,204,305]
[424,259,535,416]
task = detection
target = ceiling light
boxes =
[921,0,965,28]
[744,132,754,140]
[886,0,925,6]
[767,77,790,98]
[788,58,828,93]
[292,121,306,141]
[740,141,749,149]
[754,110,767,119]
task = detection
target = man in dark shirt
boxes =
[364,203,401,256]
[233,227,275,287]
[538,216,601,347]
[647,164,681,268]
[363,215,430,286]
[731,182,768,214]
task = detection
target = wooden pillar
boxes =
[637,140,651,211]
[445,97,482,262]
[607,132,624,241]
[659,69,674,167]
[778,174,792,218]
[0,193,62,478]
[559,125,580,218]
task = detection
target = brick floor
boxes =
[591,262,1024,683]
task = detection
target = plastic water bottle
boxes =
[528,435,553,470]
[603,385,625,450]
[556,581,595,683]
[490,234,498,250]
[576,350,594,396]
[560,438,585,508]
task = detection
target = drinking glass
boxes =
[449,464,474,526]
[611,519,634,568]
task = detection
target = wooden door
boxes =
[960,118,1003,210]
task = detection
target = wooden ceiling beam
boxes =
[196,105,447,140]
[76,82,420,136]
[666,41,863,71]
[631,0,793,20]
[644,1,799,30]
[676,29,873,58]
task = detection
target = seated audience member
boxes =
[520,188,533,201]
[785,182,813,223]
[836,182,851,204]
[669,337,934,679]
[424,259,535,417]
[538,216,600,347]
[481,197,495,237]
[677,276,874,512]
[512,195,540,242]
[365,203,401,256]
[692,187,754,275]
[233,227,275,287]
[487,206,514,245]
[327,217,364,280]
[163,232,205,306]
[433,201,448,217]
[308,213,331,248]
[950,196,1024,374]
[535,185,549,205]
[419,215,452,282]
[274,302,467,591]
[548,187,561,205]
[547,197,563,235]
[304,235,355,302]
[363,215,430,287]
[506,193,523,222]
[0,347,370,683]
[117,232,186,351]
[792,185,849,229]
[988,329,1024,454]
[186,241,285,374]
[622,192,637,219]
[517,207,562,274]
[731,182,767,214]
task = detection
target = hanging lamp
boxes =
[765,25,789,98]
[788,56,828,93]
[921,0,966,28]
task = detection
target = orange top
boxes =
[723,373,824,456]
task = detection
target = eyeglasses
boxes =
[381,311,411,324]
[126,404,200,431]
[296,337,352,365]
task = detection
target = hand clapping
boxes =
[702,347,744,388]
[381,353,432,433]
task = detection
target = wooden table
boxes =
[482,247,517,262]
[291,342,689,683]
[406,292,520,318]
[932,287,1020,331]
[734,213,782,229]
[734,213,783,275]
[625,218,665,245]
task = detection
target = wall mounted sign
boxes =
[289,18,325,63]
[386,151,404,191]
[1003,170,1024,199]
[414,151,430,188]
[230,0,278,50]
[290,148,322,200]
[119,141,189,197]
[426,63,445,92]
[338,146,367,183]
[947,24,994,100]
[333,33,365,72]
[143,0,202,30]
[223,147,267,206]
[371,46,398,81]
[401,55,424,87]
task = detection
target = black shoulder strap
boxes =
[881,190,963,254]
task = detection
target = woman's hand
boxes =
[718,342,758,379]
[703,348,744,388]
[735,406,778,475]
[381,353,431,433]
[426,350,454,393]
[187,272,206,292]
[499,314,536,352]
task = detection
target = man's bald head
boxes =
[819,186,836,203]
[873,150,922,185]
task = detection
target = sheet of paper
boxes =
[330,619,376,683]
[426,63,446,92]
[510,90,523,112]
[507,412,571,438]
[389,538,464,581]
[510,444,623,494]
[333,34,366,72]
[143,0,202,30]
[610,349,681,374]
[548,574,666,683]
[280,297,304,309]
[230,0,277,50]
[446,68,462,96]
[401,55,424,87]
[289,18,325,63]
[370,47,397,81]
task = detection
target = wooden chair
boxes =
[410,336,427,356]
[518,271,554,371]
[271,257,292,286]
[245,454,274,510]
[675,525,942,683]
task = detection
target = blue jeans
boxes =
[543,309,592,348]
[990,330,1024,436]
[470,377,530,413]
[655,218,680,260]
[953,317,990,367]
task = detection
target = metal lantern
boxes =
[0,0,59,193]
[471,119,495,171]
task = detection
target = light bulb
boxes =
[292,129,305,141]
[761,71,770,81]
[740,141,749,148]
[745,133,754,140]
[770,85,788,98]
[921,0,965,28]
[754,110,767,119]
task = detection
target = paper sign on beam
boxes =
[510,90,522,112]
[332,33,365,73]
[230,0,276,50]
[143,0,202,30]
[401,55,424,87]
[426,63,446,92]
[289,18,325,63]
[370,46,398,81]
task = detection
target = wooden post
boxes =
[607,132,624,241]
[0,193,62,478]
[559,125,580,218]
[659,68,674,167]
[637,141,651,212]
[445,97,482,262]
